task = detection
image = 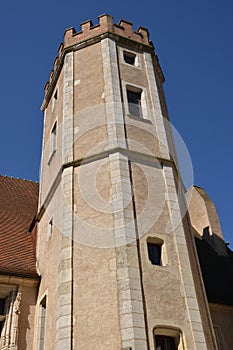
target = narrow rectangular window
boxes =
[49,121,57,161]
[0,299,5,315]
[155,335,176,350]
[52,89,58,111]
[148,242,162,265]
[38,297,46,350]
[127,89,142,117]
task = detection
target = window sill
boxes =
[127,114,152,124]
[123,62,142,70]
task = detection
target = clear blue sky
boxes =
[0,1,232,245]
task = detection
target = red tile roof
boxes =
[0,176,39,278]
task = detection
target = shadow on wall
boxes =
[195,227,233,306]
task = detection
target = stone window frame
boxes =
[122,80,152,122]
[154,326,185,350]
[37,294,47,350]
[147,241,162,266]
[119,47,142,69]
[52,88,58,112]
[48,120,57,164]
[146,236,168,267]
[127,88,143,118]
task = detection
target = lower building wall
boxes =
[73,244,121,350]
[209,303,233,350]
[73,162,121,350]
[35,212,60,350]
[131,161,215,350]
[18,285,38,350]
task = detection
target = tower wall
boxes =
[36,15,218,350]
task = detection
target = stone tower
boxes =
[36,15,218,350]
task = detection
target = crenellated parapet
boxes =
[63,14,151,48]
[41,14,155,109]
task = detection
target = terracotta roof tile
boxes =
[0,175,39,278]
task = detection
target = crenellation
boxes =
[53,56,59,72]
[119,19,133,32]
[42,15,152,109]
[49,70,54,84]
[58,42,64,56]
[80,19,94,32]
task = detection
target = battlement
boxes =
[63,14,150,48]
[42,15,153,108]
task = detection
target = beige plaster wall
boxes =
[187,186,223,239]
[18,285,38,350]
[131,161,197,349]
[40,69,64,205]
[73,160,121,350]
[187,186,227,256]
[73,244,121,350]
[35,198,60,349]
[117,44,160,159]
[73,42,107,161]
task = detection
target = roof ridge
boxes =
[0,174,39,184]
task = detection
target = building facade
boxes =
[0,14,232,350]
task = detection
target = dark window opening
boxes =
[127,89,142,117]
[0,299,5,315]
[148,242,162,266]
[123,51,136,65]
[54,90,58,100]
[155,335,177,350]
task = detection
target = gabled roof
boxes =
[0,175,39,278]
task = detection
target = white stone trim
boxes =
[101,38,126,150]
[62,52,74,164]
[109,152,147,350]
[122,80,152,122]
[162,164,208,350]
[56,167,73,349]
[119,47,142,69]
[144,52,170,159]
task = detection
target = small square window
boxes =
[127,89,142,117]
[155,335,177,350]
[148,242,162,266]
[123,51,136,65]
